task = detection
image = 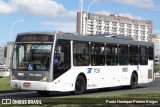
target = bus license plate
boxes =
[23,82,31,87]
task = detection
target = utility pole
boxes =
[79,0,83,34]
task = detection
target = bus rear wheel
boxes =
[129,73,138,89]
[74,75,86,95]
[37,91,50,96]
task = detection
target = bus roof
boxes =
[17,32,153,47]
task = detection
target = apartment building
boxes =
[0,45,5,65]
[5,41,14,69]
[77,12,152,41]
[0,42,14,69]
[0,43,12,76]
[152,34,160,65]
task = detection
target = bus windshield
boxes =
[12,43,52,71]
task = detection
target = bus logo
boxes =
[87,68,92,73]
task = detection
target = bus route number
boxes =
[94,68,100,73]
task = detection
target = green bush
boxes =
[155,65,160,73]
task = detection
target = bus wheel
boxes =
[74,75,86,95]
[129,73,138,89]
[37,91,50,96]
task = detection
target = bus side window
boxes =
[73,41,89,66]
[54,39,71,66]
[130,46,139,65]
[139,46,148,65]
[119,45,129,65]
[148,47,153,60]
[91,43,105,66]
[53,39,71,79]
[106,44,118,65]
[74,55,84,66]
[60,51,64,63]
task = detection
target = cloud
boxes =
[0,0,15,14]
[113,0,155,8]
[41,21,76,32]
[95,10,143,20]
[0,0,76,18]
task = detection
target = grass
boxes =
[0,76,12,91]
[0,76,25,93]
[116,92,160,98]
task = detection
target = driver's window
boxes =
[54,39,71,66]
[54,39,71,80]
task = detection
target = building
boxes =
[0,44,11,77]
[0,42,15,69]
[0,45,6,65]
[5,41,14,69]
[152,34,160,65]
[77,12,152,41]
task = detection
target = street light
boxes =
[79,0,83,34]
[85,0,97,35]
[10,19,24,41]
[9,19,24,70]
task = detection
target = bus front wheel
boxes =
[74,75,86,95]
[129,73,138,89]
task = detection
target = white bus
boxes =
[11,32,154,96]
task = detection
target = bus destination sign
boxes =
[16,35,54,42]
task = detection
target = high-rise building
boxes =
[152,34,160,65]
[5,41,14,69]
[0,42,14,76]
[0,45,6,65]
[77,12,152,41]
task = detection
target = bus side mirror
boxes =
[4,46,7,57]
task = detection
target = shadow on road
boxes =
[42,85,149,98]
[0,90,27,94]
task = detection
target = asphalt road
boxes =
[0,77,160,99]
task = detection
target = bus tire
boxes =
[129,73,138,89]
[74,75,86,95]
[37,91,50,96]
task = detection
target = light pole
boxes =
[10,20,24,41]
[85,0,97,35]
[79,0,83,34]
[9,20,24,69]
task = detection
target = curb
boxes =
[154,73,160,77]
[155,75,160,77]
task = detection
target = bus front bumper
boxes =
[11,80,54,91]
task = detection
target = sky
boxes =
[0,0,160,44]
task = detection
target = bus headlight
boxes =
[12,74,17,80]
[41,74,48,82]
